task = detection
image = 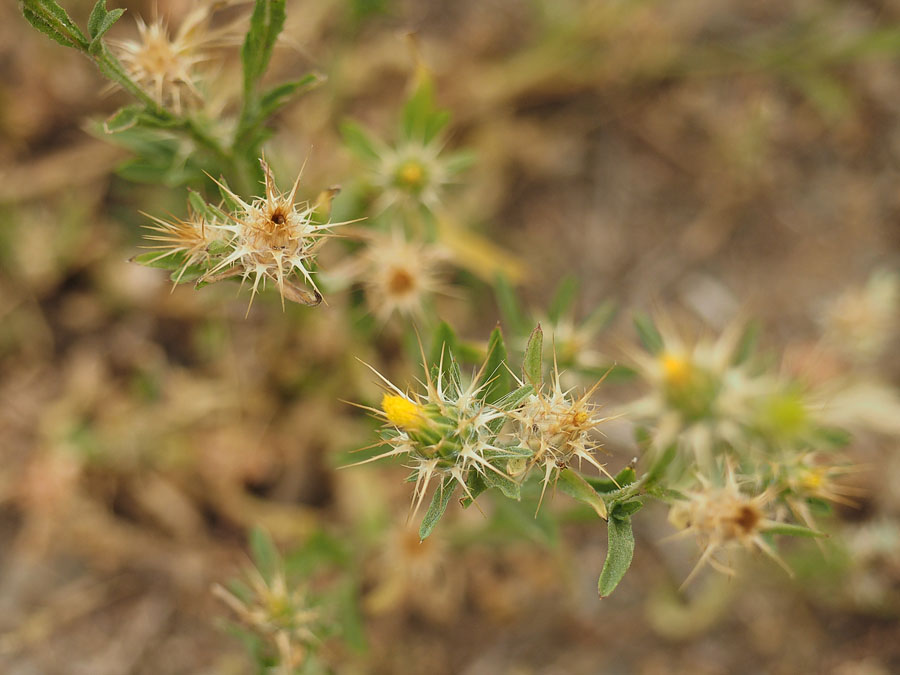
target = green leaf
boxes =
[131,251,183,270]
[486,384,533,435]
[249,526,280,584]
[611,500,643,517]
[634,312,664,354]
[645,443,677,487]
[557,468,608,520]
[340,120,382,163]
[401,78,444,143]
[585,465,637,493]
[481,468,521,500]
[493,273,527,335]
[103,105,141,134]
[87,0,124,42]
[460,471,488,508]
[241,0,286,99]
[477,326,509,405]
[523,324,543,386]
[419,477,456,540]
[763,522,827,538]
[598,515,634,597]
[258,73,323,118]
[429,321,458,370]
[732,320,760,366]
[21,0,89,50]
[548,275,578,324]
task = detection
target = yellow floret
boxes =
[660,352,691,385]
[382,394,423,430]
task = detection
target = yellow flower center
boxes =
[799,468,825,491]
[660,352,691,385]
[396,160,427,192]
[382,394,423,430]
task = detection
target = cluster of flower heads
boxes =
[138,158,345,310]
[350,326,614,536]
[627,315,862,582]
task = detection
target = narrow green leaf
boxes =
[460,471,488,508]
[130,251,183,270]
[732,320,760,366]
[22,1,89,50]
[558,468,607,520]
[523,323,543,386]
[419,477,456,540]
[401,79,437,142]
[241,0,286,99]
[258,73,323,118]
[585,465,637,493]
[429,321,458,370]
[103,105,141,134]
[249,526,280,584]
[482,468,521,500]
[477,325,509,405]
[548,275,578,324]
[763,522,827,538]
[339,120,383,163]
[634,312,664,354]
[87,0,123,41]
[598,515,634,597]
[486,384,533,435]
[645,443,677,487]
[611,500,643,517]
[493,273,527,335]
[87,0,107,37]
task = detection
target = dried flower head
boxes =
[110,6,218,113]
[214,564,320,673]
[667,468,788,587]
[510,360,611,505]
[205,160,340,308]
[139,207,216,283]
[357,229,448,322]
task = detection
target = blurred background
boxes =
[1,0,899,673]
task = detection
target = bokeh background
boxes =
[1,0,899,673]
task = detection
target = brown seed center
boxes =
[733,505,761,534]
[388,267,415,295]
[271,212,286,225]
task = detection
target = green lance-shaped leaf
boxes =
[339,120,383,163]
[103,105,142,134]
[523,323,543,387]
[732,319,760,366]
[241,0,286,100]
[548,275,578,324]
[633,312,664,355]
[249,526,280,584]
[21,0,89,50]
[558,468,608,520]
[585,465,637,494]
[429,321,459,373]
[493,273,528,336]
[87,0,124,43]
[419,476,456,540]
[477,325,509,405]
[762,522,827,539]
[131,251,187,271]
[481,468,521,501]
[598,514,635,598]
[258,73,323,119]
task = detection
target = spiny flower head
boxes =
[667,467,789,587]
[510,361,611,504]
[351,349,514,519]
[139,207,217,283]
[357,229,448,323]
[214,562,320,670]
[628,319,763,466]
[768,452,863,529]
[137,159,346,309]
[110,5,218,113]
